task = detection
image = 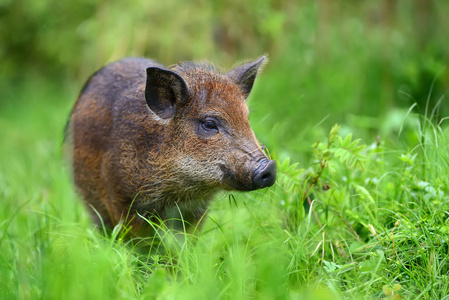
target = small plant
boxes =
[305,124,367,199]
[276,124,370,230]
[382,284,403,300]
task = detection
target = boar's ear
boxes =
[226,56,267,98]
[145,67,189,119]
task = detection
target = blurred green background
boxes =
[1,2,449,298]
[1,0,448,160]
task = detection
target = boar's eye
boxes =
[202,119,218,132]
[196,118,219,138]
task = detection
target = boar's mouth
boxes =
[219,164,252,191]
[219,159,277,191]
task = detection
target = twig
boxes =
[307,196,323,228]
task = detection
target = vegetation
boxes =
[1,1,449,299]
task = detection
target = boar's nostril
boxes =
[252,160,277,189]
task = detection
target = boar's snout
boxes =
[252,159,277,189]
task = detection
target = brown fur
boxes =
[65,57,275,236]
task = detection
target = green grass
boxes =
[1,80,448,299]
[1,1,449,298]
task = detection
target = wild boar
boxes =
[65,56,276,236]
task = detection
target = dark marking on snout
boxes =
[252,159,277,189]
